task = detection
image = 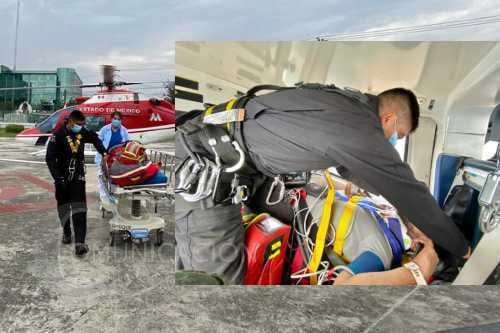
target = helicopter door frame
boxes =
[406,116,438,186]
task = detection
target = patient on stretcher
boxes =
[105,141,168,187]
[304,174,439,285]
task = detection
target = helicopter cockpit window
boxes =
[36,111,61,133]
[133,92,139,104]
[85,116,106,132]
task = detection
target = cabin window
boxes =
[482,141,498,160]
[85,116,106,132]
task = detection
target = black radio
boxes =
[282,171,311,189]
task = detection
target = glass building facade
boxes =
[57,68,83,107]
[0,65,82,113]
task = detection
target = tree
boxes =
[163,80,174,102]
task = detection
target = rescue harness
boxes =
[66,133,82,182]
[175,83,376,208]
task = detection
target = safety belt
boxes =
[307,171,336,285]
[306,172,363,284]
[334,194,405,267]
[333,195,362,261]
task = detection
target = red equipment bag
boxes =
[110,161,159,187]
[244,213,291,285]
[290,245,310,285]
[106,141,160,187]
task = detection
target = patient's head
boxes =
[378,88,420,140]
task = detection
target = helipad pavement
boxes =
[0,138,499,333]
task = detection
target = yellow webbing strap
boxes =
[225,98,237,131]
[307,171,335,285]
[204,105,215,116]
[226,98,237,110]
[333,195,361,261]
[203,99,239,130]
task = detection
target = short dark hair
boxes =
[69,109,85,121]
[378,88,420,132]
[111,111,122,119]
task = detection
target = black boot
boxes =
[75,244,89,257]
[62,233,72,244]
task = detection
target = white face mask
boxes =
[111,118,121,128]
[388,117,398,146]
[71,124,82,133]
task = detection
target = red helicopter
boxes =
[14,65,175,146]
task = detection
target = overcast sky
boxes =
[0,0,499,96]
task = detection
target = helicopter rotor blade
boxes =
[0,82,156,91]
[115,82,141,86]
[0,84,97,91]
[79,84,103,88]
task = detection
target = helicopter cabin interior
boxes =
[175,41,500,284]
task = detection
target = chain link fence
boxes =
[1,111,48,124]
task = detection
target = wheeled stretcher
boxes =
[100,148,175,246]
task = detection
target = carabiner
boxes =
[232,185,249,205]
[179,158,221,203]
[265,176,285,206]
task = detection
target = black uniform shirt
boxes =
[46,124,106,181]
[241,87,468,258]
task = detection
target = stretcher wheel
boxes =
[154,230,163,246]
[101,206,112,219]
[109,231,120,246]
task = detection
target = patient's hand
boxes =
[463,246,472,260]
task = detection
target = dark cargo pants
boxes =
[55,180,88,244]
[175,196,246,285]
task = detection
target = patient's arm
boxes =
[334,267,417,285]
[334,239,438,285]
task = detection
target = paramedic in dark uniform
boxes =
[46,110,107,256]
[175,85,470,284]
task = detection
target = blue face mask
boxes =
[111,118,121,128]
[71,124,82,134]
[388,117,398,146]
